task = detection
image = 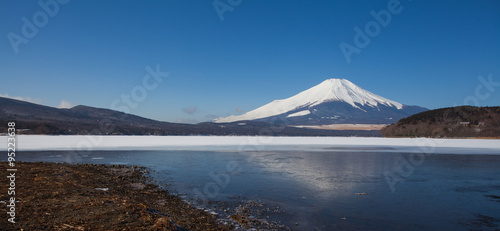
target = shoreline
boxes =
[0,162,232,230]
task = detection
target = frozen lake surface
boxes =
[16,142,500,230]
[8,135,500,154]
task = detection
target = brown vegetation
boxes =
[295,124,388,131]
[0,162,232,230]
[381,106,500,138]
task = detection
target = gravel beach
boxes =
[0,162,232,230]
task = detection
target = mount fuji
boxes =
[214,79,427,125]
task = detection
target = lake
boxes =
[19,149,500,230]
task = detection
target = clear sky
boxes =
[1,0,499,123]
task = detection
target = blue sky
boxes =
[1,0,499,123]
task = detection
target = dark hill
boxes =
[0,97,196,135]
[381,106,500,138]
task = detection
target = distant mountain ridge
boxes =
[215,79,428,125]
[0,96,187,134]
[0,96,380,136]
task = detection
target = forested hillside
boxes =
[381,106,500,138]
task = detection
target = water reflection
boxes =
[249,152,395,192]
[18,150,500,231]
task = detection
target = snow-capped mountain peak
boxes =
[215,78,415,124]
[293,78,403,110]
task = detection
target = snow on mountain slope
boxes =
[215,79,404,123]
[287,110,311,118]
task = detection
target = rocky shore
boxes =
[0,162,232,230]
